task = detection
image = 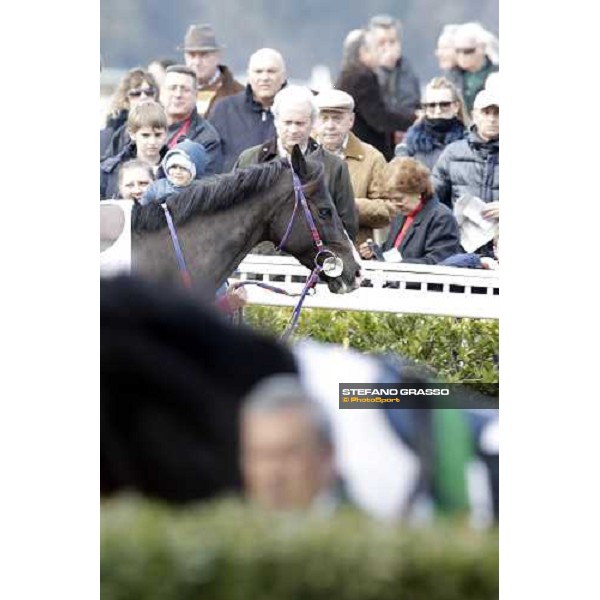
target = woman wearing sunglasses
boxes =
[101,68,159,159]
[395,77,467,171]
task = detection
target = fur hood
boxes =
[404,118,466,155]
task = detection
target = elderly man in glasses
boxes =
[446,22,498,115]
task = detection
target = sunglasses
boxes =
[422,101,453,110]
[128,87,156,98]
[456,47,477,55]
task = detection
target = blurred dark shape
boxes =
[101,275,297,503]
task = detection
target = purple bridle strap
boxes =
[276,170,324,253]
[161,202,192,288]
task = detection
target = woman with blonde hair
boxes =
[359,157,460,265]
[101,68,159,159]
[395,77,467,171]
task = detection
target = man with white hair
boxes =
[235,85,358,241]
[447,22,498,115]
[314,88,391,246]
[209,48,287,171]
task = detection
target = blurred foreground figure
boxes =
[101,276,296,502]
[241,375,349,514]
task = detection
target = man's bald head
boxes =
[247,48,287,107]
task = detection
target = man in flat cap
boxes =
[179,24,243,117]
[314,89,391,246]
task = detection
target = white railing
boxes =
[231,255,499,320]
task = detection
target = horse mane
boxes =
[132,159,290,233]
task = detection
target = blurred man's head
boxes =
[240,375,334,511]
[180,24,223,85]
[314,89,355,153]
[272,85,317,153]
[454,23,487,73]
[247,48,286,108]
[472,90,499,141]
[159,65,197,123]
[357,30,380,70]
[368,14,402,69]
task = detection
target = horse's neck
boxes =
[183,191,277,288]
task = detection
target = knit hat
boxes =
[163,150,196,179]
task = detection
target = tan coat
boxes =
[343,132,391,246]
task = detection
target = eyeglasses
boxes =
[455,47,477,55]
[128,87,156,98]
[422,101,453,110]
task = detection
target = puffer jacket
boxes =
[432,127,499,209]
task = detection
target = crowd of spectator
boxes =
[100,16,500,524]
[101,16,499,272]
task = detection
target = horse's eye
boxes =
[318,208,332,218]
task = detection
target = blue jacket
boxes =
[396,118,466,171]
[209,85,279,172]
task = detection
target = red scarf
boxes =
[394,200,424,249]
[167,115,193,149]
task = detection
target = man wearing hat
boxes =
[314,89,391,247]
[432,88,499,253]
[179,24,243,117]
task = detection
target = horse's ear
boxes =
[290,144,308,179]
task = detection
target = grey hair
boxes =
[368,13,402,38]
[455,22,499,64]
[272,85,318,122]
[242,374,333,447]
[247,47,287,75]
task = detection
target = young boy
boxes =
[100,101,168,199]
[140,139,207,206]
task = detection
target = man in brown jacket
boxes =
[314,89,391,246]
[178,24,244,117]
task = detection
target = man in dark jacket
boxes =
[336,30,416,160]
[178,24,244,117]
[234,86,358,242]
[367,15,421,142]
[432,89,499,215]
[209,48,287,172]
[159,65,223,174]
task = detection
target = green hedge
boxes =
[101,496,498,600]
[244,307,498,393]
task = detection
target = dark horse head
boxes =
[269,146,361,293]
[126,147,361,293]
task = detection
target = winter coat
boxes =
[395,117,466,171]
[432,127,499,209]
[209,85,279,172]
[342,132,390,246]
[196,64,244,117]
[380,196,460,265]
[336,64,416,161]
[376,56,421,117]
[447,58,498,114]
[100,141,138,200]
[140,141,208,206]
[166,108,223,175]
[234,137,359,241]
[100,109,128,158]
